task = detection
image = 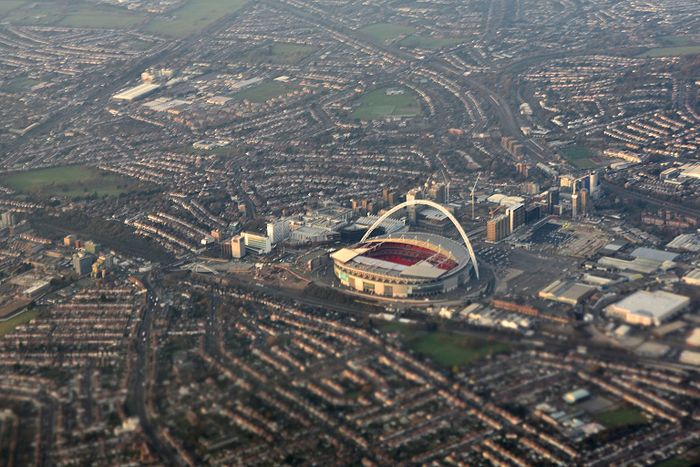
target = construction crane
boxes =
[470,173,481,220]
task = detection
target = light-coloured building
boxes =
[682,269,700,286]
[113,82,161,102]
[606,290,690,326]
[231,235,245,258]
[267,219,292,245]
[563,388,590,404]
[243,232,271,254]
[539,280,595,306]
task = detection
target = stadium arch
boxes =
[360,199,480,279]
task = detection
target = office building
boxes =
[231,235,245,258]
[267,219,291,245]
[85,241,100,255]
[579,188,589,215]
[525,205,541,224]
[0,211,15,228]
[506,203,525,233]
[571,192,579,219]
[63,234,77,247]
[72,253,94,276]
[243,232,272,254]
[406,188,421,225]
[486,214,509,243]
[589,171,599,195]
[547,188,559,214]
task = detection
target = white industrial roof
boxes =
[630,247,678,263]
[113,82,160,101]
[667,233,700,252]
[608,290,689,318]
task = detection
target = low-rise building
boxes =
[606,290,690,326]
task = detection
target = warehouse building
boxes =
[605,290,690,326]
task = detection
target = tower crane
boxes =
[470,173,481,220]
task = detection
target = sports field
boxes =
[4,1,146,27]
[58,5,146,29]
[0,0,27,16]
[0,166,140,199]
[360,23,415,43]
[381,323,509,368]
[351,87,421,120]
[250,42,317,64]
[235,81,292,103]
[595,406,647,429]
[560,145,597,169]
[145,0,246,37]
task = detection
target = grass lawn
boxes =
[58,5,146,29]
[250,42,316,64]
[640,45,700,58]
[399,35,464,49]
[595,406,647,429]
[6,76,41,92]
[5,1,58,25]
[351,87,421,120]
[0,309,37,337]
[360,23,415,43]
[656,458,698,467]
[381,323,509,368]
[0,0,28,16]
[145,0,246,37]
[5,1,146,27]
[560,145,597,169]
[0,166,141,199]
[660,35,696,47]
[235,81,292,103]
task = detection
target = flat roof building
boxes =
[606,290,690,326]
[539,280,595,306]
[113,83,161,102]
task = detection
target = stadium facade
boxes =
[330,200,478,299]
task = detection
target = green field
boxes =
[4,1,58,24]
[0,0,27,16]
[0,309,37,337]
[641,45,700,58]
[656,458,697,467]
[145,0,246,37]
[560,145,597,169]
[58,5,146,29]
[381,323,509,368]
[6,76,40,93]
[0,166,141,199]
[351,87,422,120]
[4,1,146,27]
[360,23,415,43]
[595,406,647,429]
[250,42,317,64]
[235,81,292,103]
[399,35,464,49]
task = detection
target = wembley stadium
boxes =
[331,232,474,298]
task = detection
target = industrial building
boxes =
[606,290,690,326]
[112,82,161,102]
[538,280,595,306]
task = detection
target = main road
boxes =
[125,274,185,466]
